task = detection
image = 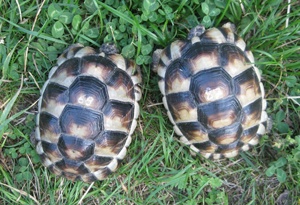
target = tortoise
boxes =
[35,43,142,182]
[152,23,268,159]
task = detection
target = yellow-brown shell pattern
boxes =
[154,23,268,159]
[35,44,142,182]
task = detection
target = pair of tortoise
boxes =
[35,23,268,182]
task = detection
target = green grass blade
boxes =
[0,75,23,142]
[96,1,159,43]
[0,16,68,45]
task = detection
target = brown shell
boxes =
[154,23,268,159]
[35,44,142,182]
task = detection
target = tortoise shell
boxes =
[153,23,268,159]
[35,43,142,182]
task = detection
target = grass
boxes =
[0,0,300,204]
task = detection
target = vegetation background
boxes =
[0,0,299,204]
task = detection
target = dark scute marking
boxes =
[105,69,135,99]
[166,59,192,79]
[41,141,57,152]
[241,125,259,141]
[63,172,81,181]
[59,44,85,59]
[181,41,193,54]
[165,43,172,60]
[217,27,229,40]
[88,155,113,166]
[98,131,128,145]
[103,101,134,130]
[81,55,116,81]
[39,112,61,137]
[39,152,52,166]
[72,46,87,55]
[183,43,219,60]
[262,120,268,129]
[194,27,228,45]
[124,58,135,74]
[220,44,249,66]
[69,75,108,110]
[100,167,112,178]
[216,140,242,152]
[58,135,95,161]
[80,174,98,183]
[55,158,90,175]
[52,58,81,78]
[177,122,207,141]
[166,92,197,121]
[158,75,164,81]
[234,67,261,95]
[85,155,113,171]
[241,98,262,125]
[117,158,123,165]
[60,105,103,139]
[193,141,214,152]
[41,83,68,108]
[233,34,239,45]
[190,67,234,103]
[208,123,243,145]
[82,55,117,70]
[41,141,63,160]
[172,40,193,56]
[158,59,167,70]
[195,32,218,44]
[198,96,242,129]
[95,131,128,154]
[48,164,62,176]
[165,59,192,90]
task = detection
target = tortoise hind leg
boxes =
[100,43,119,55]
[187,25,206,40]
